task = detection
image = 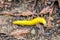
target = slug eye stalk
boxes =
[13,17,46,26]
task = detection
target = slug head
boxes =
[37,17,46,25]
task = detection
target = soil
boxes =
[0,0,60,40]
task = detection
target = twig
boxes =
[0,10,37,16]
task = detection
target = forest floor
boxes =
[0,0,60,40]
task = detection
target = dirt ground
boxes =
[0,0,60,40]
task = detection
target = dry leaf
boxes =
[1,10,35,16]
[40,6,54,15]
[57,20,60,23]
[40,6,50,14]
[45,0,49,5]
[21,10,33,16]
[10,28,30,37]
[49,7,54,15]
[2,12,13,16]
[47,18,51,27]
[58,0,60,8]
[15,10,36,16]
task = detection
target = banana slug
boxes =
[13,17,46,26]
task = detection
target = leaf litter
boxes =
[0,0,60,40]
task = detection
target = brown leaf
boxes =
[1,10,35,16]
[57,20,60,23]
[0,4,4,8]
[21,10,34,16]
[47,18,51,27]
[40,6,50,14]
[45,0,49,5]
[10,28,30,37]
[40,6,54,15]
[49,7,54,15]
[58,0,60,8]
[1,12,14,16]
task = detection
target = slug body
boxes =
[13,17,46,26]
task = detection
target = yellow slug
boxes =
[13,17,46,26]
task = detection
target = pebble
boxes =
[49,16,54,20]
[31,28,36,35]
